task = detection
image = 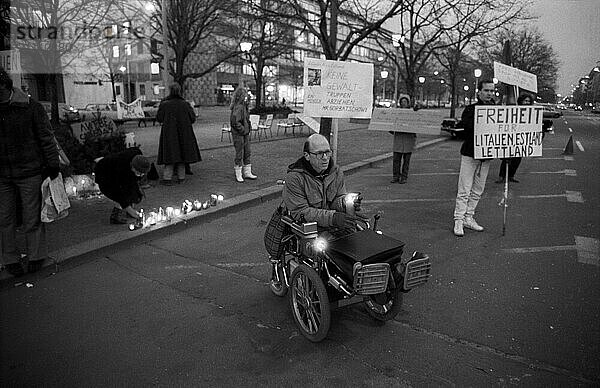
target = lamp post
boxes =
[474,68,482,102]
[160,0,170,96]
[463,85,469,106]
[418,76,425,106]
[392,34,404,106]
[381,70,388,100]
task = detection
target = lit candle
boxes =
[129,224,135,231]
[166,207,174,219]
[194,200,202,210]
[73,187,77,196]
[217,194,224,203]
[174,208,181,217]
[202,201,208,209]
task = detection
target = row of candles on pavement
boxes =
[129,194,224,231]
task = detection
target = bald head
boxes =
[303,134,332,173]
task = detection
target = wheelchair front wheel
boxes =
[363,280,403,322]
[289,264,331,342]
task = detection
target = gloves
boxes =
[46,166,60,180]
[353,195,363,212]
[332,212,357,229]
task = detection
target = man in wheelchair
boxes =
[282,134,365,239]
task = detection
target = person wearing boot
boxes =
[229,86,257,183]
[389,131,416,184]
[94,148,151,224]
[453,79,496,237]
[0,67,59,277]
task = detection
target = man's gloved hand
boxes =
[46,166,60,180]
[353,195,363,212]
[332,212,358,229]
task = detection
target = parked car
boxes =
[440,117,464,138]
[375,98,395,108]
[40,101,81,123]
[574,105,583,111]
[539,104,562,119]
[79,102,119,122]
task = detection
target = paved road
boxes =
[1,111,598,386]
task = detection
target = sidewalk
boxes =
[1,107,452,282]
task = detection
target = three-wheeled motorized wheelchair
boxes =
[267,208,431,342]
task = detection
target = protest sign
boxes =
[368,108,442,135]
[116,98,144,120]
[303,58,373,119]
[474,105,544,159]
[493,61,538,93]
[296,114,320,133]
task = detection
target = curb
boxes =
[1,136,450,284]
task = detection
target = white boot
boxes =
[453,220,464,237]
[234,166,244,183]
[464,217,484,231]
[243,164,257,180]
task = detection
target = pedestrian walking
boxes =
[94,147,151,224]
[230,86,257,183]
[496,93,533,184]
[453,79,496,237]
[390,131,416,184]
[0,67,59,276]
[156,83,201,185]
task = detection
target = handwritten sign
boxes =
[368,108,442,135]
[303,58,373,119]
[474,105,544,159]
[494,61,538,93]
[116,98,144,120]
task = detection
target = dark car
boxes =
[40,101,81,123]
[441,117,464,138]
[540,104,562,119]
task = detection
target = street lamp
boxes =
[418,76,425,104]
[473,68,482,102]
[392,34,403,105]
[381,70,388,100]
[463,85,469,105]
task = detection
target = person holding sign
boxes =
[495,93,532,184]
[390,132,416,184]
[453,80,496,237]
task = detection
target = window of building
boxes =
[243,63,253,75]
[137,40,144,55]
[263,65,278,77]
[293,49,305,62]
[116,85,121,95]
[295,29,305,43]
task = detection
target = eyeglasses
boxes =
[307,150,332,159]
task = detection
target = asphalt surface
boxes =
[1,110,598,386]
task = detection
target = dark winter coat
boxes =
[156,96,201,165]
[459,98,495,158]
[392,132,416,153]
[0,88,59,179]
[94,147,144,208]
[230,104,251,136]
[282,157,347,227]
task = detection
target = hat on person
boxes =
[131,155,151,174]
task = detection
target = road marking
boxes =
[568,127,573,133]
[566,190,584,203]
[363,198,452,203]
[543,147,563,151]
[575,141,585,152]
[564,156,574,161]
[575,236,600,266]
[518,194,567,199]
[216,262,269,268]
[529,169,577,176]
[503,236,599,267]
[536,157,565,160]
[370,173,458,177]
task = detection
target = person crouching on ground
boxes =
[230,86,257,183]
[94,148,151,224]
[156,83,202,185]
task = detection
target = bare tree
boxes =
[150,0,242,89]
[276,0,404,139]
[9,0,118,126]
[433,0,530,117]
[477,25,559,102]
[237,0,296,108]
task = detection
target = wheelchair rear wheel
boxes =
[290,265,331,342]
[363,280,403,321]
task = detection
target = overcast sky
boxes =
[531,0,600,96]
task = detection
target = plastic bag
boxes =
[41,173,71,223]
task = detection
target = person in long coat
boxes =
[156,83,201,185]
[390,131,416,184]
[230,86,258,183]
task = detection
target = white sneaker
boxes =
[464,217,484,231]
[453,220,464,236]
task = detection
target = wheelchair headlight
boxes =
[314,238,327,252]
